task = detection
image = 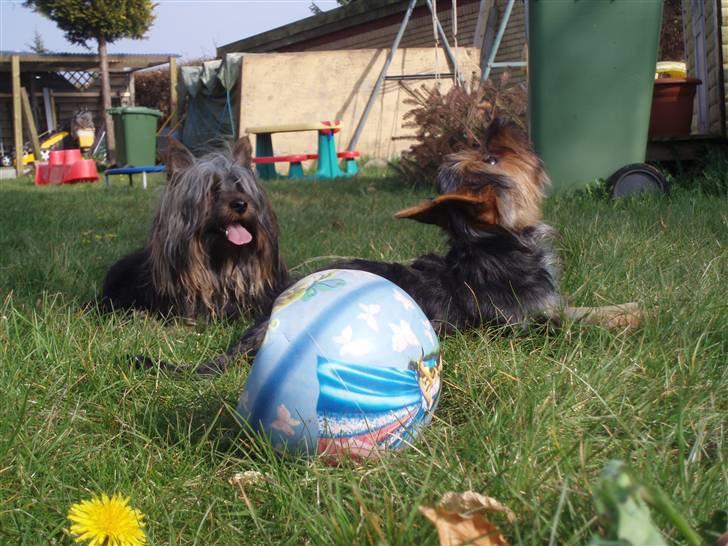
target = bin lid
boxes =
[108,106,163,117]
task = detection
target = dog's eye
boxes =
[485,156,498,166]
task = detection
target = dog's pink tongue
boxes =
[226,223,253,245]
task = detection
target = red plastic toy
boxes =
[34,149,99,185]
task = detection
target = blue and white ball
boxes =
[238,269,441,458]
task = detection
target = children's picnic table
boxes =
[246,121,347,180]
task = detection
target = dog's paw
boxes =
[563,302,642,331]
[601,302,642,330]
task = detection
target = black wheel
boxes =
[606,163,668,199]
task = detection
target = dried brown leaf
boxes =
[440,491,517,524]
[419,491,515,546]
[419,506,510,546]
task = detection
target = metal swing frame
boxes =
[348,0,464,151]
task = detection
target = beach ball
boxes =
[238,269,441,459]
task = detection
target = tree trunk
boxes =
[98,36,116,164]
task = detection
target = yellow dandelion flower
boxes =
[67,493,146,546]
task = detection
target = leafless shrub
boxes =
[397,72,527,186]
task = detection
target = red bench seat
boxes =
[251,154,317,179]
[250,151,360,179]
[251,154,315,164]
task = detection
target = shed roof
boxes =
[0,51,177,72]
[217,0,409,55]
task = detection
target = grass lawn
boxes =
[0,167,726,545]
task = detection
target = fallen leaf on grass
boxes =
[439,491,516,524]
[420,491,513,546]
[229,470,267,489]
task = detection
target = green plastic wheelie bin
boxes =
[108,107,162,166]
[528,0,667,196]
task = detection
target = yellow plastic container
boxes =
[655,61,687,79]
[76,129,95,148]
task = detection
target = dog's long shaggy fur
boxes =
[193,118,561,374]
[101,137,287,320]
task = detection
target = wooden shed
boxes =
[646,0,727,161]
[218,0,526,80]
[681,0,727,136]
[0,51,177,175]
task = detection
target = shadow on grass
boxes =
[110,346,265,458]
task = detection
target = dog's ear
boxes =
[485,116,530,151]
[394,189,500,229]
[166,138,194,180]
[232,135,253,168]
[394,199,450,228]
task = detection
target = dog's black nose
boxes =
[231,200,248,213]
